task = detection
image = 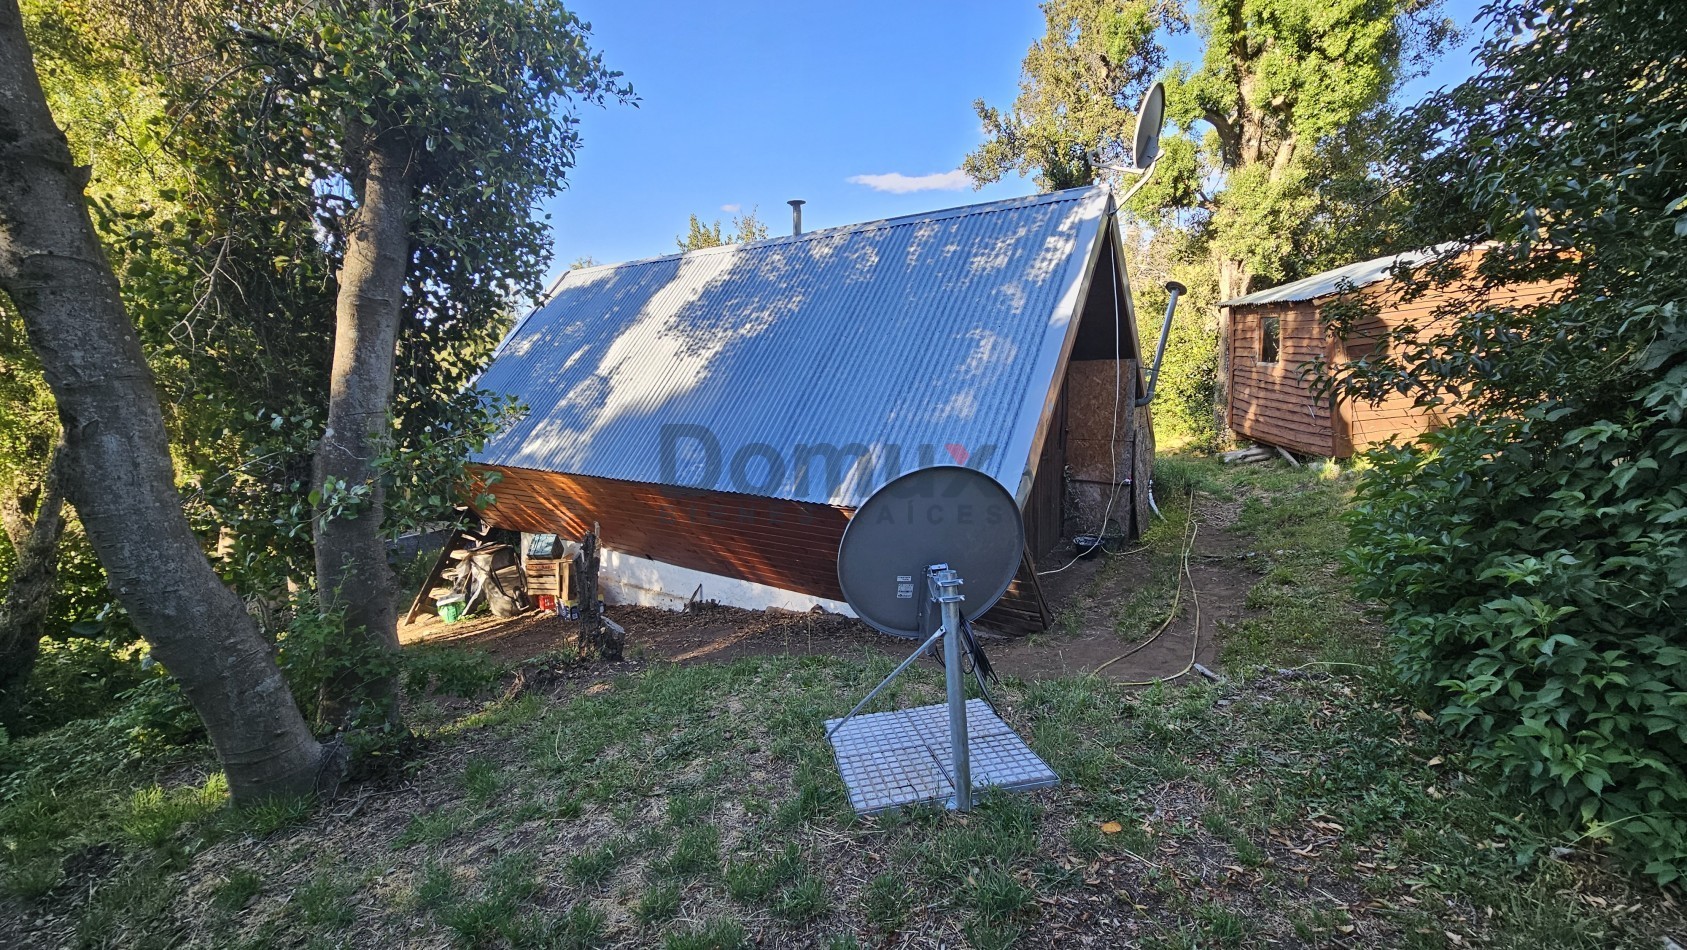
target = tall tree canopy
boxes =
[2,0,630,790]
[964,0,1183,192]
[0,0,325,801]
[967,0,1452,297]
[967,0,1451,443]
[107,0,633,727]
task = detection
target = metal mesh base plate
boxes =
[825,699,1058,814]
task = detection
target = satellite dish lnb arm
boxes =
[1136,280,1187,407]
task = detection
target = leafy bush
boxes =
[1153,312,1221,450]
[0,673,203,803]
[403,646,502,700]
[11,636,148,735]
[1348,408,1687,881]
[1333,0,1687,881]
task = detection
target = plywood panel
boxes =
[1065,358,1138,535]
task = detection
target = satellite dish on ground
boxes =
[827,465,1054,815]
[1132,81,1167,170]
[837,466,1024,639]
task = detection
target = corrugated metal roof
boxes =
[472,186,1113,507]
[1218,242,1464,307]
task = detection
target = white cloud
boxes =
[720,203,741,213]
[846,169,972,194]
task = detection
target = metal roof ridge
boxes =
[1217,240,1472,307]
[558,185,1108,284]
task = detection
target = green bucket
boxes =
[435,593,466,623]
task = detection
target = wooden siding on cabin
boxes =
[1229,256,1572,458]
[1227,302,1336,456]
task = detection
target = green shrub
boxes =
[0,673,203,803]
[1347,408,1687,882]
[1152,310,1221,450]
[403,645,502,699]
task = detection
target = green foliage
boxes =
[403,645,504,700]
[663,919,747,950]
[210,868,263,914]
[73,0,624,607]
[1123,225,1222,447]
[1337,0,1687,882]
[964,0,1182,191]
[969,0,1452,300]
[119,773,227,846]
[1165,0,1453,286]
[0,674,202,806]
[633,881,681,927]
[9,635,145,735]
[676,209,770,251]
[723,844,802,904]
[1348,417,1687,882]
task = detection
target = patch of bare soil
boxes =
[989,505,1260,685]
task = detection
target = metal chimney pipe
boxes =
[787,199,806,236]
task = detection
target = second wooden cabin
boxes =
[1219,245,1569,457]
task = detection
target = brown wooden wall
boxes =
[1228,262,1572,457]
[471,465,1050,634]
[1226,301,1337,456]
[1330,297,1449,456]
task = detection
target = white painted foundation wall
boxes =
[597,547,856,616]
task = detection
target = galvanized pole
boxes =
[936,570,971,811]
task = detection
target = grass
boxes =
[565,839,623,886]
[633,881,681,927]
[210,867,263,914]
[0,452,1678,948]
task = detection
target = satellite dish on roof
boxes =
[1132,81,1167,170]
[836,466,1024,639]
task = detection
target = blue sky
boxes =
[541,0,1488,277]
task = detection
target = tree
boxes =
[0,0,179,721]
[147,0,630,727]
[0,434,64,723]
[966,0,1453,437]
[0,0,324,800]
[1335,0,1687,881]
[1168,0,1452,298]
[676,208,770,251]
[971,0,1452,295]
[964,0,1183,192]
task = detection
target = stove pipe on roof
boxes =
[787,199,806,236]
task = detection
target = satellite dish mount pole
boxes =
[930,566,973,812]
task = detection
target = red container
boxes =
[535,594,556,613]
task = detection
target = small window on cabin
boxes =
[1259,316,1281,364]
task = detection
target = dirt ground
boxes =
[398,496,1257,685]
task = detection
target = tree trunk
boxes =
[312,133,414,727]
[0,435,66,724]
[1216,256,1251,445]
[0,0,324,801]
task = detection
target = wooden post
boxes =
[576,522,621,661]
